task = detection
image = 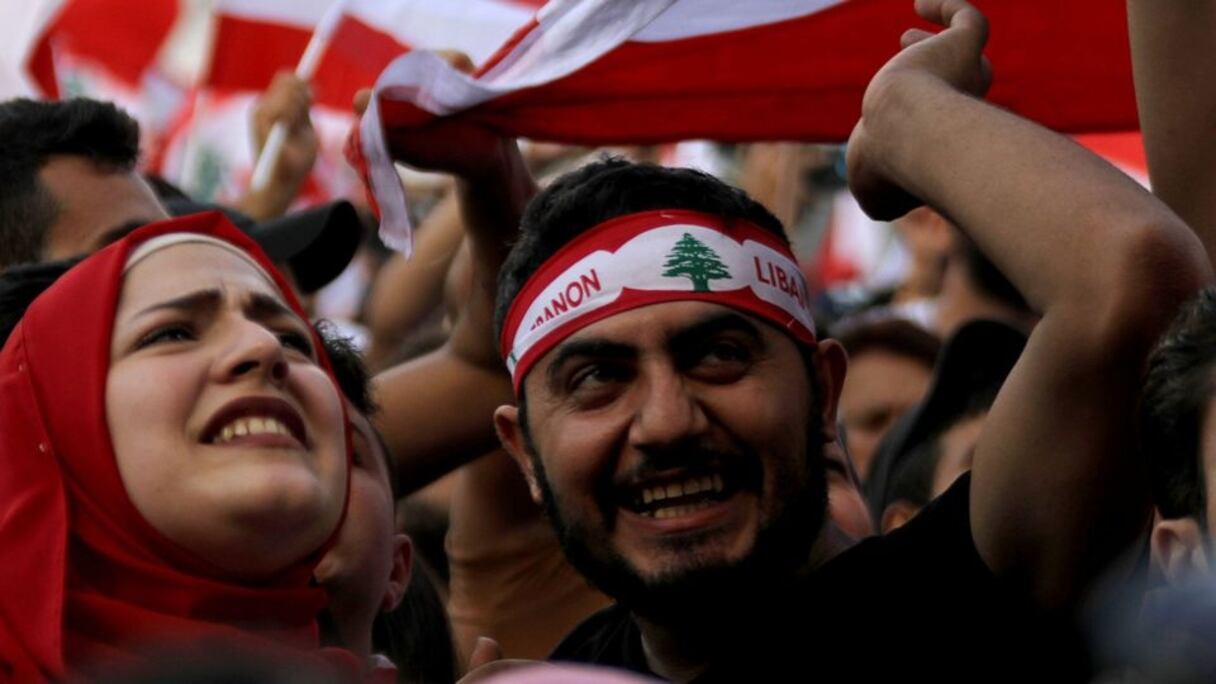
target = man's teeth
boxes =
[652,500,716,519]
[634,474,729,518]
[641,475,724,505]
[213,416,293,443]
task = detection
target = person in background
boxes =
[833,316,940,480]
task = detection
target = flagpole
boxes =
[249,0,348,192]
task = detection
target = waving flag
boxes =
[357,0,1137,250]
[0,0,66,98]
[159,0,533,208]
[159,0,534,207]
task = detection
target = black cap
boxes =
[163,198,363,294]
[864,318,1028,517]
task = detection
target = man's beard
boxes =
[531,412,828,627]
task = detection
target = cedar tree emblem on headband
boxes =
[662,233,731,292]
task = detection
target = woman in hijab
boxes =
[0,212,353,681]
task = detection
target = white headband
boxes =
[124,233,275,286]
[501,210,816,392]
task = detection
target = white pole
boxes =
[249,0,349,192]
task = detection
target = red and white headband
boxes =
[501,209,817,392]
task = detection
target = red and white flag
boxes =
[0,0,66,98]
[158,0,533,207]
[357,0,1137,251]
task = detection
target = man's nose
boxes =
[628,365,709,448]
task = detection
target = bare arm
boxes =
[364,192,464,371]
[371,114,537,495]
[1127,0,1216,263]
[236,71,318,220]
[849,0,1212,608]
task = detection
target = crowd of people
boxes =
[5,0,1216,681]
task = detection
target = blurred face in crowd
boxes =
[825,442,874,540]
[839,348,932,480]
[106,242,347,577]
[40,156,167,259]
[496,301,846,620]
[315,407,411,663]
[881,412,987,534]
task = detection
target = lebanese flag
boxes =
[0,0,66,98]
[48,0,179,88]
[356,0,1137,251]
[158,0,533,208]
[206,0,536,111]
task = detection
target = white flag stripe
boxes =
[347,0,531,65]
[479,0,670,85]
[0,0,64,98]
[364,0,839,248]
[632,0,842,43]
[215,0,332,28]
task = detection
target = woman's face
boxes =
[106,242,347,577]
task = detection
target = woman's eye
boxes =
[278,330,315,356]
[136,324,195,349]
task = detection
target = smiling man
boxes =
[488,1,1211,680]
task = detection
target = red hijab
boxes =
[0,213,354,681]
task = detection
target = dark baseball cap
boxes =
[864,318,1028,517]
[162,197,363,294]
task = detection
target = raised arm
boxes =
[1127,0,1216,263]
[363,192,464,371]
[848,0,1212,608]
[370,109,537,495]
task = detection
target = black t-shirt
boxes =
[550,473,1088,681]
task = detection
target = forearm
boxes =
[235,184,298,221]
[862,72,1208,324]
[447,139,538,370]
[364,194,463,370]
[1128,0,1216,265]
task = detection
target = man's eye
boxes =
[567,363,631,394]
[703,339,749,363]
[136,324,195,349]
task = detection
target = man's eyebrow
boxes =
[545,339,636,385]
[667,311,763,351]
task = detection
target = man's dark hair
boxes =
[833,316,941,370]
[371,557,458,684]
[1142,288,1216,520]
[314,319,377,417]
[493,157,787,347]
[0,98,141,268]
[311,319,398,501]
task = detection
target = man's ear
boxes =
[1152,516,1211,585]
[812,339,848,443]
[881,499,920,534]
[494,404,543,505]
[380,533,413,613]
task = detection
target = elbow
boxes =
[1084,216,1213,353]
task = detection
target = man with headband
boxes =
[488,1,1212,679]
